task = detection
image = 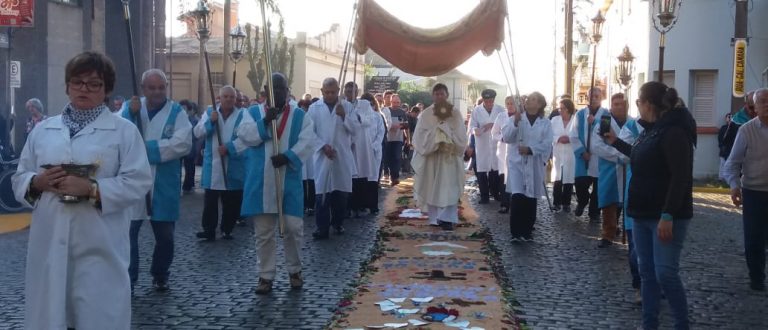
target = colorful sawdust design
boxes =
[326,178,525,329]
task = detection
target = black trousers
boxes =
[476,170,500,201]
[315,191,349,232]
[350,178,368,211]
[499,173,511,207]
[201,189,243,235]
[552,180,574,206]
[366,180,380,212]
[303,180,316,210]
[575,176,599,217]
[509,193,537,238]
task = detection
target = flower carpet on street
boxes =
[328,178,522,329]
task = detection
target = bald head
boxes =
[321,77,340,104]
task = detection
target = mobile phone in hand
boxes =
[599,115,611,135]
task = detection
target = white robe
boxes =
[237,105,317,217]
[411,105,468,214]
[550,115,576,184]
[349,99,377,180]
[591,116,632,204]
[569,107,608,178]
[468,104,505,172]
[369,111,386,182]
[193,106,248,190]
[490,113,510,177]
[307,98,361,194]
[502,114,554,198]
[123,98,192,220]
[12,110,153,330]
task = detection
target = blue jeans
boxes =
[315,191,349,233]
[743,188,768,284]
[627,229,641,289]
[633,218,690,330]
[129,220,175,283]
[384,141,403,182]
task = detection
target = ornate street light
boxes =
[229,24,247,87]
[615,45,635,90]
[191,0,211,43]
[589,10,605,90]
[652,0,682,83]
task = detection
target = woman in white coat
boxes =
[502,92,554,241]
[12,52,153,330]
[550,98,577,212]
[491,96,517,213]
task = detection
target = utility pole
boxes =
[564,0,574,97]
[731,0,748,114]
[223,0,232,87]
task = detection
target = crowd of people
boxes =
[9,50,768,330]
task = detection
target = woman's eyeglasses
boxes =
[68,79,104,92]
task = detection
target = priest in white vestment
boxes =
[412,83,468,231]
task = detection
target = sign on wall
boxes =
[368,76,399,94]
[0,0,34,28]
[732,38,747,98]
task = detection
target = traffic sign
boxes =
[10,60,19,88]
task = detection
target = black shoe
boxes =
[597,239,613,248]
[312,230,329,240]
[589,215,600,222]
[334,226,346,235]
[562,205,571,213]
[370,209,380,215]
[478,199,490,205]
[152,279,170,292]
[750,281,766,291]
[575,205,585,216]
[131,282,136,295]
[553,204,562,212]
[521,234,534,242]
[439,221,455,231]
[196,231,215,241]
[236,218,247,227]
[222,233,234,240]
[305,208,315,216]
[498,207,509,214]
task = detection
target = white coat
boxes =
[550,115,576,184]
[468,104,505,172]
[490,112,510,177]
[349,99,377,180]
[12,109,153,330]
[194,106,247,190]
[502,114,554,198]
[307,98,361,194]
[569,107,608,178]
[369,111,386,182]
[122,98,192,220]
[591,115,633,205]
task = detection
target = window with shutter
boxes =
[691,71,717,127]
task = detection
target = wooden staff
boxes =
[260,0,285,237]
[121,0,152,216]
[202,43,228,187]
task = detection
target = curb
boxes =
[692,187,730,194]
[0,212,31,234]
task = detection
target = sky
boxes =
[167,0,567,97]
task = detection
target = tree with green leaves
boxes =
[243,4,295,96]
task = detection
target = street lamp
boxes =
[589,10,605,91]
[615,45,635,91]
[229,24,247,87]
[189,0,215,109]
[652,0,682,83]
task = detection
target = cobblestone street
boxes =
[473,189,768,329]
[0,187,380,330]
[2,182,767,329]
